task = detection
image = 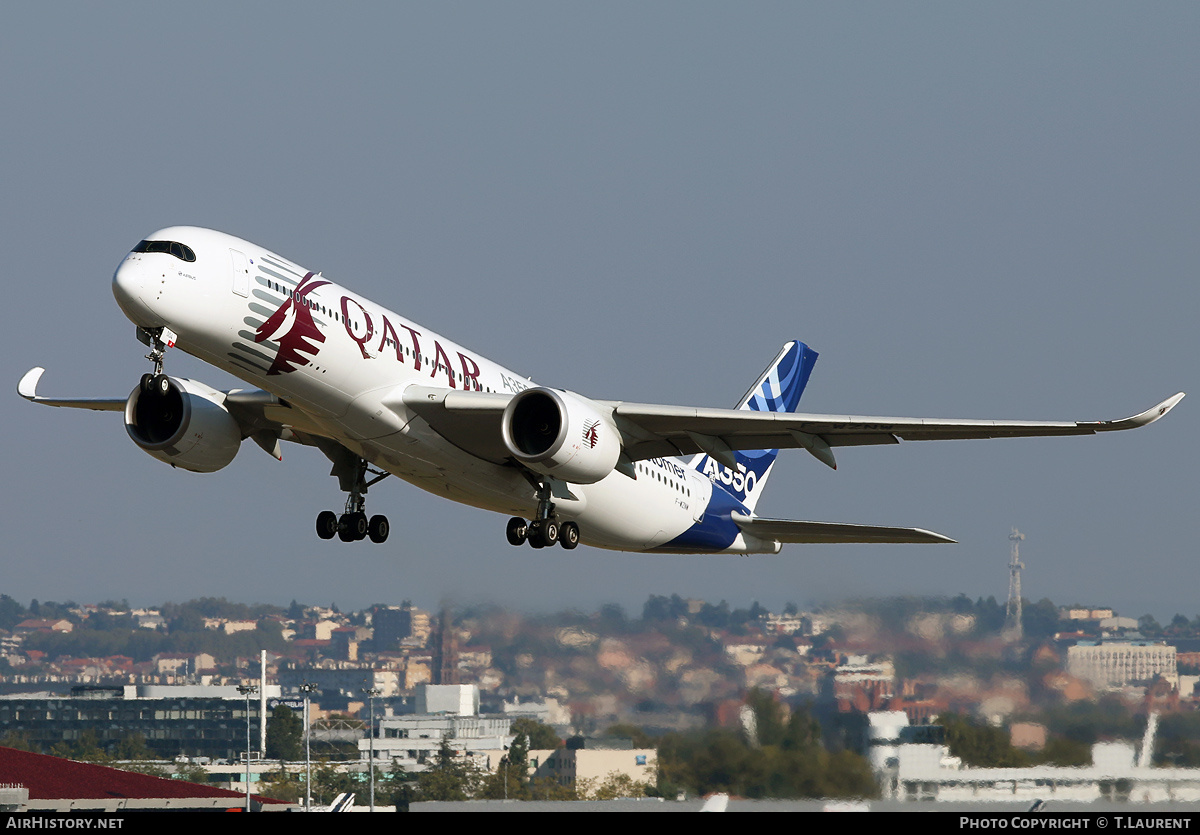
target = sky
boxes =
[1,3,1195,620]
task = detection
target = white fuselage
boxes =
[110,227,763,553]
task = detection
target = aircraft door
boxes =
[690,474,710,522]
[230,249,250,297]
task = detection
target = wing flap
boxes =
[731,511,955,545]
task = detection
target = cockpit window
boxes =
[132,239,197,262]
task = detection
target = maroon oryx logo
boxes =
[582,419,600,449]
[255,272,331,375]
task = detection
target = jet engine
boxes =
[501,388,621,484]
[124,376,242,473]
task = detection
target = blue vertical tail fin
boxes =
[689,341,818,512]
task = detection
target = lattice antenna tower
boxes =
[1004,528,1025,640]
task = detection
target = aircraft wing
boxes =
[608,392,1185,469]
[401,384,1184,471]
[17,366,331,460]
[730,511,955,545]
[17,368,125,411]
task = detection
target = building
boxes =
[0,684,279,761]
[529,739,656,792]
[1067,640,1177,691]
[13,619,72,635]
[277,665,400,700]
[372,605,415,649]
[833,656,896,711]
[361,684,513,771]
[869,710,1200,803]
[0,746,292,812]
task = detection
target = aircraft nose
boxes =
[112,256,157,325]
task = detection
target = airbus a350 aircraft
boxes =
[18,227,1184,552]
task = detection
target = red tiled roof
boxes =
[0,747,285,803]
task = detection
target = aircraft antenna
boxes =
[1003,528,1025,641]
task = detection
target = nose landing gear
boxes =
[136,326,178,395]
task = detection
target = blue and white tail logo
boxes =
[690,341,818,511]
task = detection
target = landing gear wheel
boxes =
[316,511,338,540]
[539,519,559,547]
[559,521,580,550]
[506,517,528,546]
[338,512,367,542]
[350,512,368,541]
[368,515,390,544]
[528,521,546,548]
[141,373,169,395]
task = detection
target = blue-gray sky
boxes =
[2,3,1195,618]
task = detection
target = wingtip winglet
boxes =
[17,367,45,401]
[1108,392,1186,430]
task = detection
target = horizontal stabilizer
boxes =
[730,511,955,545]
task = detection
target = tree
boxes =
[378,762,417,811]
[481,732,530,799]
[1138,614,1163,638]
[511,717,561,750]
[938,713,1028,768]
[0,596,27,631]
[1023,598,1061,640]
[416,738,484,801]
[50,729,108,762]
[1036,737,1091,767]
[265,705,303,761]
[173,762,210,784]
[745,688,786,747]
[589,771,652,800]
[603,722,656,749]
[311,758,358,806]
[257,768,303,803]
[112,733,155,761]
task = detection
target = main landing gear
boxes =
[505,477,580,550]
[315,456,391,544]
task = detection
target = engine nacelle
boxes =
[125,377,242,473]
[501,388,622,484]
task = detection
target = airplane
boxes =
[18,227,1184,553]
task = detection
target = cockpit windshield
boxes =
[132,240,196,262]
